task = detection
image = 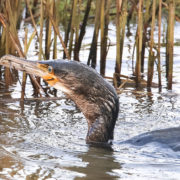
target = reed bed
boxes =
[0,0,179,97]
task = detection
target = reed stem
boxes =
[75,0,92,61]
[39,0,44,60]
[166,0,175,90]
[115,0,127,86]
[45,0,53,60]
[100,0,111,76]
[114,0,122,86]
[87,0,101,68]
[135,0,143,85]
[74,0,82,61]
[147,0,156,88]
[158,0,162,89]
[69,0,78,58]
[53,0,57,59]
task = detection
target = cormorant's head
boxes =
[0,55,119,144]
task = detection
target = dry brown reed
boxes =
[114,0,128,87]
[147,0,157,88]
[0,0,178,93]
[135,0,143,85]
[166,0,175,90]
[157,0,162,90]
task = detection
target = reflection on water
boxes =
[67,147,121,180]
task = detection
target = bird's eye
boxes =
[48,66,53,73]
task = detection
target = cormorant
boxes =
[0,55,119,144]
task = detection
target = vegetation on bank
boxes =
[0,0,179,98]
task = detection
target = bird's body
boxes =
[0,55,119,144]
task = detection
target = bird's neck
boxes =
[69,94,119,144]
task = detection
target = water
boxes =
[1,84,180,180]
[0,22,180,179]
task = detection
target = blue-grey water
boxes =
[0,22,180,179]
